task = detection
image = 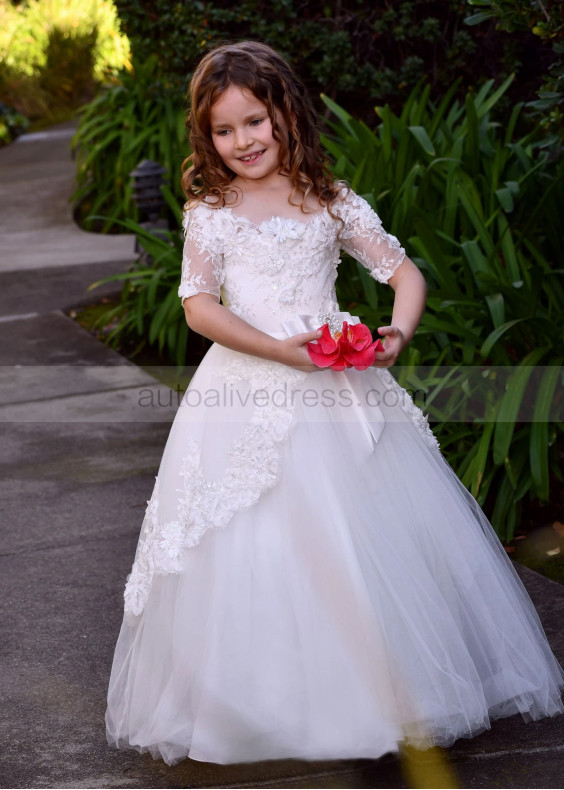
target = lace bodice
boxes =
[124,190,433,618]
[178,188,406,333]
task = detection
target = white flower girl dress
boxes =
[106,189,564,765]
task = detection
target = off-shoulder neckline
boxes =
[194,202,330,231]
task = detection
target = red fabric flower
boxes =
[307,321,384,371]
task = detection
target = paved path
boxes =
[0,124,135,274]
[0,125,563,789]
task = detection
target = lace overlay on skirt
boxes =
[124,354,307,617]
[107,187,564,766]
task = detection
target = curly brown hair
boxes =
[182,41,345,215]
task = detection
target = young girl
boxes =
[106,41,564,766]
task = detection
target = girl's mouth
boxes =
[239,150,265,164]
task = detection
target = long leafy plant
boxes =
[72,56,186,230]
[88,186,188,366]
[323,78,563,540]
[84,76,562,541]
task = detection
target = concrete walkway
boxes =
[0,125,563,789]
[0,123,135,274]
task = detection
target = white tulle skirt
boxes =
[106,342,564,765]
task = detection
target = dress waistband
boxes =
[268,311,384,451]
[268,311,360,340]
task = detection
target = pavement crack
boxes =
[0,381,161,409]
[0,530,135,559]
[451,742,564,762]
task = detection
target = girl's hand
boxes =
[276,330,322,372]
[373,326,406,368]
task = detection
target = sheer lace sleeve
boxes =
[336,189,406,284]
[178,204,223,304]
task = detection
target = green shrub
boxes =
[0,100,29,146]
[40,27,98,107]
[465,0,564,153]
[112,0,534,121]
[0,0,129,80]
[323,79,563,540]
[0,0,130,124]
[89,187,188,366]
[86,77,563,541]
[71,57,186,230]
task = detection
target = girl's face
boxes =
[209,85,287,184]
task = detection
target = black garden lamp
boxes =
[130,159,167,223]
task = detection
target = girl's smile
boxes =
[210,86,287,184]
[238,150,265,164]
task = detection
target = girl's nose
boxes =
[234,128,251,150]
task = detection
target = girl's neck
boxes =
[227,175,322,224]
[230,169,290,197]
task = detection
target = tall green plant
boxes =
[89,187,188,366]
[72,57,187,230]
[87,76,562,540]
[322,80,563,540]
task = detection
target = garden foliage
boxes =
[111,0,539,119]
[322,79,563,540]
[72,57,186,229]
[89,186,189,368]
[466,0,564,151]
[0,100,28,144]
[0,0,130,129]
[88,78,563,541]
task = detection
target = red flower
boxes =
[307,321,384,371]
[306,323,343,369]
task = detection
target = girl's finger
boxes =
[295,329,322,344]
[377,325,398,336]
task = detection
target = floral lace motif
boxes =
[123,478,160,619]
[124,191,430,616]
[259,215,304,243]
[124,355,307,617]
[378,369,439,450]
[177,190,406,325]
[335,190,406,284]
[178,206,233,302]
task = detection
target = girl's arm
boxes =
[374,257,427,367]
[180,205,319,370]
[336,190,427,368]
[184,295,321,371]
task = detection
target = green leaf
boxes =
[530,363,562,500]
[461,240,490,276]
[419,315,482,343]
[495,187,514,212]
[493,348,549,465]
[480,318,527,358]
[321,94,356,137]
[485,293,505,328]
[161,184,184,226]
[464,12,494,25]
[408,126,436,156]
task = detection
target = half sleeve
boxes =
[337,190,406,284]
[178,206,223,304]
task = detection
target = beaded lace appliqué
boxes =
[124,354,307,617]
[336,190,406,284]
[378,369,439,450]
[124,190,434,616]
